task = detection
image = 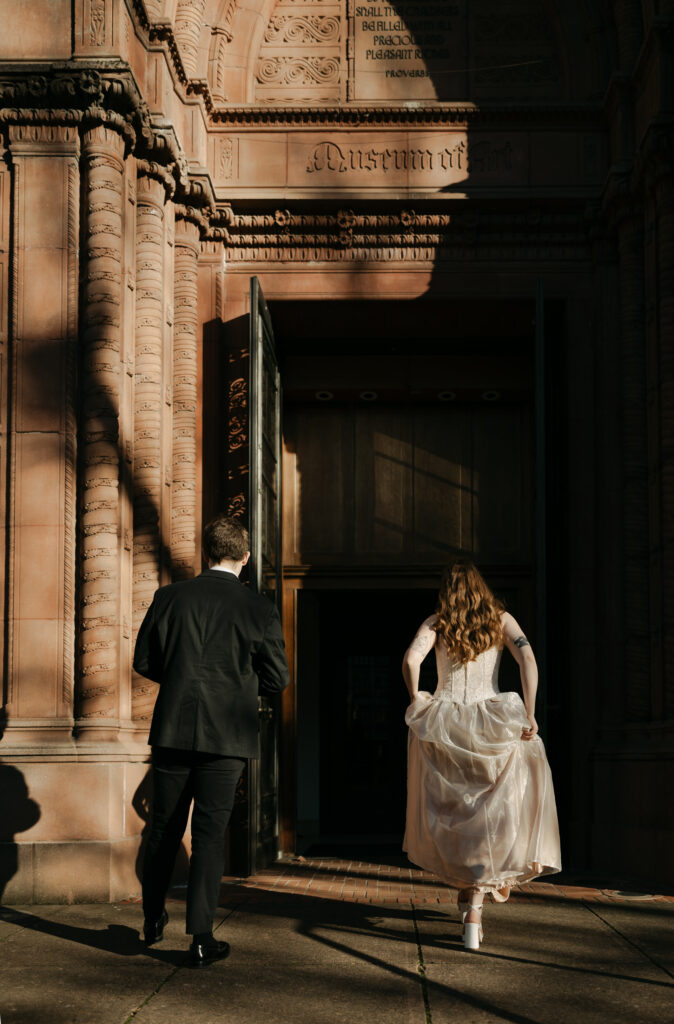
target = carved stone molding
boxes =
[211,102,604,129]
[76,123,126,730]
[257,55,340,86]
[208,1,238,101]
[7,123,81,154]
[0,69,105,109]
[264,14,341,44]
[90,0,107,46]
[171,217,200,579]
[210,204,590,262]
[255,0,344,103]
[216,0,237,41]
[0,65,209,206]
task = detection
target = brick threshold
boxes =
[125,857,674,907]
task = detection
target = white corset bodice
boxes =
[434,642,503,704]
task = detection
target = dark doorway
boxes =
[210,295,543,862]
[296,585,525,850]
[297,589,436,847]
[274,297,538,853]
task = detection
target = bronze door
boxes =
[249,276,283,871]
[227,277,282,875]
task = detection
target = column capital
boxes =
[174,205,208,240]
[136,159,175,204]
[81,122,127,163]
[638,124,674,196]
[7,123,80,158]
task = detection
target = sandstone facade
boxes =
[0,1,672,901]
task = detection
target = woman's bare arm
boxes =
[501,611,539,739]
[402,616,437,701]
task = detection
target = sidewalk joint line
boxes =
[119,903,243,1023]
[582,901,674,980]
[120,964,182,1024]
[411,900,433,1024]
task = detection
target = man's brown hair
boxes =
[203,514,249,564]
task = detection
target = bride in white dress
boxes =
[402,561,561,951]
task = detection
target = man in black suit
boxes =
[134,514,290,967]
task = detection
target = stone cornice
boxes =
[0,62,211,229]
[125,0,216,110]
[211,102,605,131]
[149,20,191,90]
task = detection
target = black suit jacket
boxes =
[133,569,290,758]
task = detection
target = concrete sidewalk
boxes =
[1,858,672,1024]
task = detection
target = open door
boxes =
[226,277,283,875]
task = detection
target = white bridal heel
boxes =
[461,902,484,951]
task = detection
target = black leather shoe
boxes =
[189,938,230,969]
[143,909,168,946]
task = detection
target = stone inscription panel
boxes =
[298,133,475,188]
[352,0,467,101]
[213,131,535,195]
[211,129,605,196]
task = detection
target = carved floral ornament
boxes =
[210,204,590,262]
[264,13,340,44]
[257,56,340,85]
[255,0,343,99]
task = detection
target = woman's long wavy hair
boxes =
[435,561,505,664]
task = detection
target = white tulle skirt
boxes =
[404,690,561,894]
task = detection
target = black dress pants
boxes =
[142,747,245,935]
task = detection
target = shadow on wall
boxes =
[0,764,41,900]
[132,767,190,891]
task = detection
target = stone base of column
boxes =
[1,720,77,746]
[73,721,141,745]
[0,754,190,904]
[1,836,142,904]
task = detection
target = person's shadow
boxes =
[0,764,188,965]
[0,764,41,901]
[0,903,189,966]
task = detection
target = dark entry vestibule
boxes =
[212,291,560,869]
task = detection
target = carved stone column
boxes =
[616,203,651,721]
[3,124,80,745]
[655,170,674,718]
[132,168,168,723]
[612,0,644,72]
[174,0,207,78]
[171,214,200,579]
[76,124,126,739]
